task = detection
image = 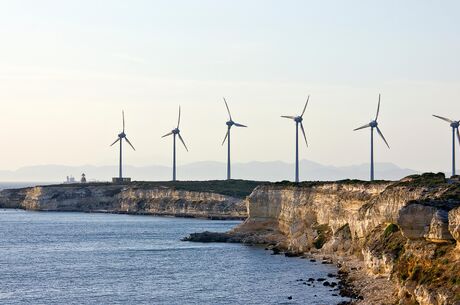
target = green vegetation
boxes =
[390,172,460,205]
[272,179,389,188]
[363,221,459,301]
[393,172,447,188]
[384,223,400,238]
[395,243,460,300]
[133,180,263,198]
[313,224,332,249]
[42,180,264,199]
[366,223,406,262]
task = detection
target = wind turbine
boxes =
[281,96,310,183]
[432,114,460,176]
[110,110,136,180]
[353,94,390,181]
[162,106,188,181]
[222,98,247,180]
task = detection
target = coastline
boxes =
[1,174,459,304]
[0,207,246,220]
[183,174,460,305]
[0,181,252,220]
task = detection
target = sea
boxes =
[0,183,349,305]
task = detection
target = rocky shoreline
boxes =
[182,231,361,303]
[0,182,249,220]
[182,173,460,305]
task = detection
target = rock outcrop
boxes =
[449,207,460,246]
[0,183,248,220]
[184,173,460,304]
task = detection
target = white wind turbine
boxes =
[353,94,390,181]
[110,111,136,180]
[222,98,247,180]
[433,114,460,176]
[162,106,188,181]
[281,96,310,183]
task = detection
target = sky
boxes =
[0,0,459,173]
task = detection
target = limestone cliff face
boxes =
[0,184,246,219]
[449,207,460,246]
[232,174,460,305]
[241,181,448,250]
[117,187,245,218]
[0,188,29,208]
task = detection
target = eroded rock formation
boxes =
[0,183,247,220]
[185,173,460,304]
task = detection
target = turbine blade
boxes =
[122,110,125,132]
[353,123,371,131]
[177,105,181,128]
[300,122,308,147]
[457,128,460,146]
[234,122,247,127]
[301,95,310,117]
[110,138,120,146]
[432,115,453,123]
[125,137,136,151]
[178,133,188,151]
[162,132,173,138]
[223,97,232,121]
[281,115,296,120]
[222,130,229,145]
[376,126,390,149]
[375,94,381,121]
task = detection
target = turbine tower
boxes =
[432,115,460,177]
[281,96,310,183]
[162,106,188,181]
[110,110,136,180]
[222,98,247,180]
[353,94,390,181]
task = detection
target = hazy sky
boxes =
[0,0,459,173]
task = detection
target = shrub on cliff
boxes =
[134,180,263,198]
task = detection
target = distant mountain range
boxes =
[0,160,418,183]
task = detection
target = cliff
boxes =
[185,173,460,304]
[0,180,256,220]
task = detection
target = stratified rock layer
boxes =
[223,174,459,305]
[0,183,247,220]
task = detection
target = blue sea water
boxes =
[0,182,53,190]
[0,210,349,305]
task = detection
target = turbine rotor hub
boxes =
[172,128,180,134]
[226,121,234,127]
[294,116,303,123]
[451,121,460,128]
[370,121,378,128]
[118,132,126,138]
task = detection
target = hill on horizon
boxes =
[0,160,418,183]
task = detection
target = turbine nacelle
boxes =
[172,128,180,134]
[369,120,378,128]
[226,120,234,127]
[451,121,460,128]
[118,132,126,138]
[294,116,303,123]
